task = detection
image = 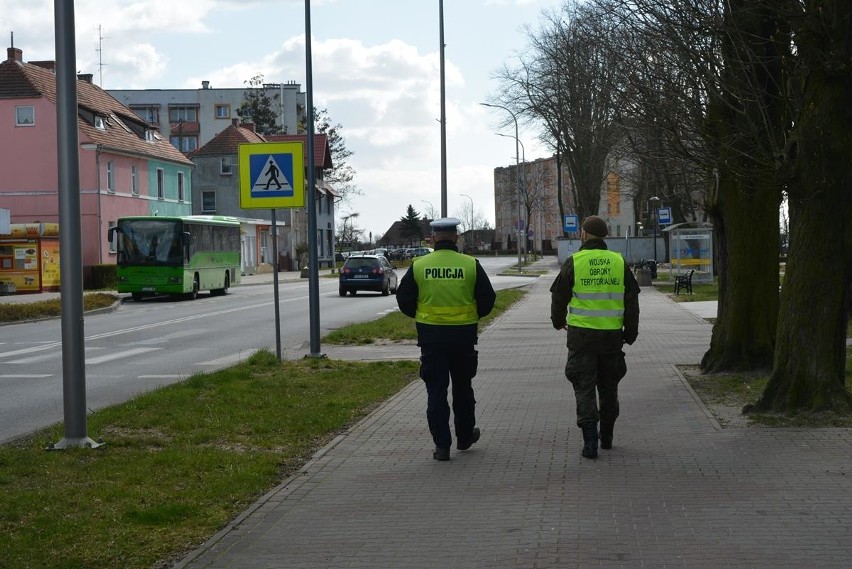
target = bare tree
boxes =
[750,0,852,414]
[314,108,360,203]
[593,0,852,414]
[493,1,625,225]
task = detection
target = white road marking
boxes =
[85,347,160,365]
[0,374,52,378]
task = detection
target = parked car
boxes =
[338,254,398,296]
[408,247,434,259]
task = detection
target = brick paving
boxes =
[174,262,852,569]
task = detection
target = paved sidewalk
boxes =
[175,266,852,569]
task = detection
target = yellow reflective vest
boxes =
[413,250,478,325]
[568,249,626,330]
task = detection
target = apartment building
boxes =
[492,153,639,253]
[108,80,307,154]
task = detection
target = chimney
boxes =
[7,47,22,62]
[231,118,239,127]
[202,80,210,89]
[77,73,93,83]
[30,60,56,71]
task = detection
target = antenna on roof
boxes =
[96,24,108,86]
[10,30,13,48]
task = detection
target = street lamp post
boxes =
[420,199,437,221]
[649,196,660,262]
[496,132,526,257]
[481,102,522,272]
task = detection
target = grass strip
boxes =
[0,293,117,323]
[0,352,418,569]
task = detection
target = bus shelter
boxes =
[663,222,714,284]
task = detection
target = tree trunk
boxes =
[751,0,852,413]
[701,0,786,373]
[701,166,780,373]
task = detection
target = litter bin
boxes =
[635,268,652,287]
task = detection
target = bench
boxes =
[674,269,694,295]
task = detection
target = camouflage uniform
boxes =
[550,238,640,455]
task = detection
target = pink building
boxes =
[0,46,193,285]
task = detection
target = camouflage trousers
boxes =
[564,350,627,428]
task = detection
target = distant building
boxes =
[109,80,307,154]
[379,218,433,248]
[493,155,571,253]
[492,153,638,253]
[0,46,193,284]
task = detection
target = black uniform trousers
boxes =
[419,343,478,449]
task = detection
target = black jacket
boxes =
[396,241,496,346]
[550,239,640,353]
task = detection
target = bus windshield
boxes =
[116,219,183,266]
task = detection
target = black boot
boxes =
[581,423,598,459]
[600,421,614,450]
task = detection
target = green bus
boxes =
[108,215,241,300]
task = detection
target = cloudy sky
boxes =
[2,0,559,240]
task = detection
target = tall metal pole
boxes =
[480,102,521,273]
[51,0,101,450]
[650,196,660,262]
[305,0,323,357]
[270,209,281,361]
[439,0,447,217]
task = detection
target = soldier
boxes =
[396,217,496,461]
[550,215,640,458]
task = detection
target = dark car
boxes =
[339,255,398,296]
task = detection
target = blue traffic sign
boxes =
[658,207,672,225]
[563,214,578,233]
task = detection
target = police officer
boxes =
[550,215,640,458]
[396,218,496,461]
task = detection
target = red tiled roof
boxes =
[265,133,333,169]
[0,56,192,165]
[190,123,267,157]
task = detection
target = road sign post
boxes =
[239,142,305,361]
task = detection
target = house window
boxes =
[168,106,198,123]
[107,161,115,192]
[94,115,107,130]
[177,172,185,202]
[15,106,34,126]
[215,104,230,119]
[130,105,159,124]
[157,168,165,199]
[170,135,198,153]
[202,191,216,213]
[220,157,233,175]
[131,165,138,195]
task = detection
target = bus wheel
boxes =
[186,275,199,300]
[212,273,229,296]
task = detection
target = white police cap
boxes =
[430,217,461,232]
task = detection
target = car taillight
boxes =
[373,268,383,274]
[342,268,351,274]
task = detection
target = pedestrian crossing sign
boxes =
[239,142,305,209]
